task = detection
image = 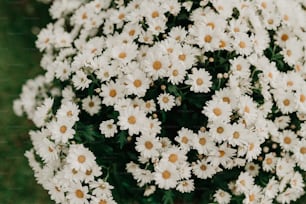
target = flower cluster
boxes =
[14,0,306,203]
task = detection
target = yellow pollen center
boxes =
[239,41,246,48]
[145,141,153,149]
[118,13,125,20]
[200,164,207,171]
[234,27,240,32]
[219,150,225,157]
[207,22,215,29]
[268,19,274,24]
[181,136,188,144]
[99,200,107,204]
[128,116,136,124]
[169,154,178,163]
[300,94,306,103]
[286,50,292,57]
[240,180,246,186]
[281,34,289,41]
[133,79,142,88]
[199,138,206,145]
[204,35,212,43]
[88,101,94,107]
[128,29,135,36]
[67,110,73,117]
[222,97,230,103]
[300,147,306,154]
[213,108,222,116]
[219,40,226,48]
[196,78,204,86]
[266,158,273,165]
[75,189,84,198]
[287,81,293,87]
[162,170,171,179]
[244,106,250,113]
[86,169,92,176]
[72,168,78,174]
[172,69,179,76]
[109,89,117,97]
[283,99,290,106]
[118,52,127,59]
[162,97,169,103]
[60,125,67,134]
[283,14,289,21]
[216,127,224,134]
[233,131,240,139]
[236,64,242,71]
[261,2,267,8]
[249,194,255,202]
[153,61,162,70]
[284,136,292,144]
[48,147,54,153]
[249,143,255,151]
[82,13,87,20]
[78,155,86,163]
[152,11,159,18]
[178,54,186,61]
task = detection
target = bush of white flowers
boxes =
[14,0,306,203]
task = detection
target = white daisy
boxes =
[100,80,125,106]
[202,100,232,123]
[154,161,179,190]
[192,159,219,179]
[99,119,118,138]
[124,69,150,97]
[192,130,216,155]
[66,182,90,204]
[66,144,97,172]
[185,68,212,93]
[82,95,102,116]
[176,179,195,193]
[135,134,161,159]
[213,189,232,204]
[235,172,254,194]
[47,119,75,144]
[157,93,176,111]
[117,107,147,136]
[175,127,196,151]
[56,101,80,124]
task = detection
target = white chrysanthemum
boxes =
[176,179,194,193]
[213,189,232,204]
[192,159,220,179]
[235,172,255,194]
[66,182,90,204]
[157,93,176,111]
[99,119,118,138]
[66,144,97,172]
[154,161,179,190]
[56,101,80,123]
[202,100,232,123]
[135,134,161,159]
[82,95,102,116]
[117,107,147,135]
[47,119,75,144]
[185,68,212,93]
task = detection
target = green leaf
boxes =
[163,190,174,204]
[117,131,128,149]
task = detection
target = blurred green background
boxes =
[0,0,52,203]
[0,0,305,204]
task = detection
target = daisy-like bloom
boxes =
[263,177,279,199]
[275,156,295,178]
[274,26,293,47]
[262,153,277,172]
[274,90,297,114]
[99,119,117,138]
[168,26,188,43]
[161,146,187,166]
[100,80,124,106]
[167,62,187,85]
[135,134,161,159]
[118,107,147,136]
[245,162,260,177]
[111,42,138,64]
[175,127,196,151]
[144,185,156,197]
[143,47,170,80]
[124,69,150,97]
[66,144,97,172]
[133,168,154,187]
[281,37,304,66]
[82,95,102,116]
[37,138,59,162]
[47,118,75,144]
[154,161,179,190]
[185,68,212,93]
[192,130,216,155]
[232,32,253,56]
[235,172,255,194]
[212,87,238,109]
[276,187,305,204]
[274,116,290,130]
[56,101,80,124]
[33,97,54,128]
[243,185,263,204]
[278,130,298,152]
[289,171,305,192]
[142,99,156,114]
[142,117,161,137]
[176,179,194,193]
[171,44,198,70]
[213,189,232,204]
[90,179,114,198]
[237,95,258,125]
[229,56,251,78]
[192,159,220,179]
[45,177,67,204]
[207,143,236,167]
[208,121,230,144]
[72,70,92,90]
[36,25,54,51]
[91,194,117,204]
[157,93,176,111]
[228,123,248,147]
[66,181,90,204]
[202,99,232,123]
[293,139,306,162]
[244,136,262,162]
[295,88,306,114]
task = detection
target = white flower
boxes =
[56,101,80,124]
[157,93,176,111]
[82,95,102,116]
[66,182,90,204]
[192,159,219,179]
[154,161,179,190]
[47,119,75,144]
[124,69,150,97]
[202,100,232,123]
[185,68,212,93]
[117,107,147,135]
[213,189,232,204]
[176,179,195,193]
[72,70,92,90]
[236,172,254,194]
[99,119,117,138]
[66,144,97,172]
[100,80,125,106]
[135,134,161,159]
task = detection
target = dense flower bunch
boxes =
[14,0,306,203]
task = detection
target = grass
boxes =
[0,0,52,203]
